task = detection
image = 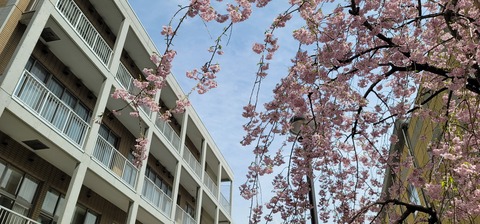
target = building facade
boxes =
[0,0,234,223]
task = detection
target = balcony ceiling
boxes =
[89,0,124,36]
[0,110,78,175]
[180,167,198,199]
[44,17,105,97]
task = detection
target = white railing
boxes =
[142,177,173,216]
[56,0,112,65]
[220,193,231,215]
[0,206,40,224]
[92,135,138,188]
[115,62,151,116]
[203,174,218,199]
[183,146,202,179]
[155,119,181,152]
[175,205,196,224]
[116,62,135,92]
[14,70,90,148]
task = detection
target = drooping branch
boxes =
[348,199,440,224]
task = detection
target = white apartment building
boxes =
[0,0,234,223]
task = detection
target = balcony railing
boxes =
[220,193,231,215]
[142,177,173,216]
[0,206,40,224]
[155,119,181,153]
[56,0,112,65]
[115,62,151,116]
[203,174,218,199]
[175,205,196,224]
[14,70,89,148]
[116,62,135,92]
[92,135,138,188]
[183,146,202,179]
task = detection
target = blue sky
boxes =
[127,1,299,223]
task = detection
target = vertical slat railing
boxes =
[0,206,40,224]
[92,135,139,188]
[141,177,173,215]
[115,62,152,116]
[155,119,181,153]
[182,146,202,179]
[56,0,112,65]
[220,193,231,215]
[14,70,89,148]
[175,205,196,224]
[203,174,218,199]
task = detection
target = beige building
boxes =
[0,0,234,223]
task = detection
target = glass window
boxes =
[185,203,195,218]
[144,166,172,197]
[61,90,76,108]
[75,103,90,121]
[0,162,5,180]
[25,57,34,71]
[17,176,38,203]
[71,205,86,224]
[99,124,118,147]
[0,162,39,217]
[0,194,14,208]
[0,167,23,195]
[41,190,60,215]
[84,211,98,224]
[30,60,48,82]
[24,57,92,123]
[46,78,63,98]
[71,205,99,224]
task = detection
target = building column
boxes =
[125,200,139,224]
[108,18,129,73]
[0,0,52,92]
[0,87,9,117]
[215,204,220,224]
[179,110,189,157]
[195,187,203,224]
[0,0,51,91]
[57,159,89,223]
[82,78,113,154]
[170,160,182,219]
[200,139,207,181]
[216,164,222,199]
[132,125,154,193]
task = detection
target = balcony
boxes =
[183,146,202,179]
[175,205,196,224]
[0,206,40,224]
[220,193,231,215]
[115,62,151,116]
[116,62,135,92]
[141,177,173,216]
[92,135,138,188]
[203,174,218,199]
[55,0,112,66]
[13,70,90,148]
[155,119,181,153]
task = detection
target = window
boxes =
[408,183,421,205]
[185,203,195,218]
[38,189,65,224]
[0,160,39,216]
[99,124,118,147]
[71,204,99,224]
[145,166,172,197]
[17,57,92,145]
[22,57,91,122]
[122,152,137,186]
[95,124,119,167]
